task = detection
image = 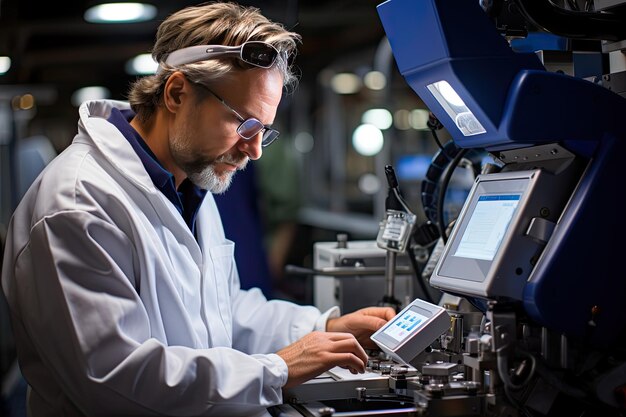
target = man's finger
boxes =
[354,315,389,332]
[334,352,366,372]
[330,338,368,361]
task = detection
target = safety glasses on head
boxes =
[157,41,281,74]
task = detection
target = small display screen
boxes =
[454,194,520,261]
[382,308,430,342]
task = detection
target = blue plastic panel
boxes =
[378,0,626,347]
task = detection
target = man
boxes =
[1,3,395,416]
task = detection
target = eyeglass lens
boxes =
[261,130,279,146]
[242,43,277,68]
[238,119,265,139]
[236,119,279,147]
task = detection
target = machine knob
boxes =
[336,233,348,248]
[317,406,335,416]
[356,386,367,401]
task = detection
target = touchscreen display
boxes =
[382,308,430,342]
[454,194,520,261]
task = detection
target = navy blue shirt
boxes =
[107,108,207,237]
[213,163,274,296]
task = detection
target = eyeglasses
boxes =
[194,83,280,147]
[158,41,281,74]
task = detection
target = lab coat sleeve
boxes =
[8,210,287,416]
[230,284,340,355]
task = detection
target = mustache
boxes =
[183,152,249,177]
[214,153,248,169]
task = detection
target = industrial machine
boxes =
[312,239,416,314]
[272,0,626,415]
[311,165,440,314]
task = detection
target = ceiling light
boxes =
[84,2,157,23]
[394,109,411,130]
[364,71,386,90]
[358,173,381,195]
[294,131,314,153]
[330,73,361,94]
[71,86,111,107]
[0,56,11,75]
[126,53,158,75]
[409,109,430,130]
[362,108,392,130]
[352,124,384,156]
[12,94,35,110]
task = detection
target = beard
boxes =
[188,153,248,193]
[169,132,248,193]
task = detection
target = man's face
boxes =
[169,68,283,193]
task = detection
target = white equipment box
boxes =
[313,240,415,313]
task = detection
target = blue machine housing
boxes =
[377,0,544,150]
[378,0,626,346]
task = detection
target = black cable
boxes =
[503,383,537,417]
[406,244,435,304]
[514,0,626,41]
[421,141,460,224]
[436,148,468,244]
[567,0,580,11]
[427,112,444,150]
[430,129,444,151]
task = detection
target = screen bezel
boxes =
[437,177,530,282]
[373,304,436,350]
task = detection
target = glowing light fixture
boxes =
[84,2,157,23]
[410,109,430,130]
[358,173,381,195]
[394,109,411,130]
[330,73,361,94]
[352,124,384,156]
[362,108,392,130]
[126,53,158,75]
[71,86,111,107]
[364,70,386,90]
[0,56,11,74]
[12,94,35,110]
[433,80,464,106]
[294,131,314,153]
[427,80,485,136]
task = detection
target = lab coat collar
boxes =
[78,100,157,193]
[77,99,204,256]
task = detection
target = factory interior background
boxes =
[0,0,461,302]
[3,0,626,415]
[0,0,466,399]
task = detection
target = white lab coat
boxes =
[1,100,337,416]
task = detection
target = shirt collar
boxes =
[106,107,208,234]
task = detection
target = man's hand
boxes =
[277,331,368,388]
[326,307,396,349]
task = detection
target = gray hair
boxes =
[128,2,301,122]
